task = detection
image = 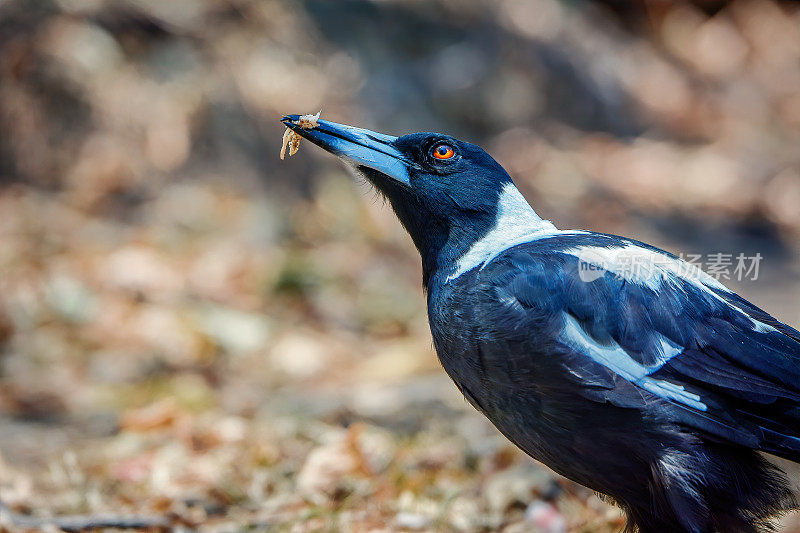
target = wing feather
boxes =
[483,236,800,461]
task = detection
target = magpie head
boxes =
[281,116,545,284]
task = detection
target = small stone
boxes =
[525,500,566,533]
[394,512,431,530]
[485,465,554,513]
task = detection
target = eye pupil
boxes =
[433,143,455,160]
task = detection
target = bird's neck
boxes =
[423,183,558,288]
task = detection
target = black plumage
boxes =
[281,115,800,532]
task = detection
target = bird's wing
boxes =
[482,234,800,461]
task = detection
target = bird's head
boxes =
[281,116,551,285]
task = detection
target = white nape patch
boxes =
[560,313,708,411]
[447,183,577,281]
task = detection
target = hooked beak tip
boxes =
[279,113,411,186]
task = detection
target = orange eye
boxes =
[432,143,455,160]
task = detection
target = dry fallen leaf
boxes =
[120,398,184,432]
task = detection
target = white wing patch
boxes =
[561,313,707,411]
[563,243,779,336]
[447,183,582,281]
[445,185,773,343]
[727,305,778,334]
[563,243,727,292]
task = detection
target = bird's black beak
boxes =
[281,115,414,185]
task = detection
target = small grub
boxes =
[296,111,321,129]
[280,111,321,160]
[280,128,301,160]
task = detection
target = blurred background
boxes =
[1,0,799,531]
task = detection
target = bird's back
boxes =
[428,232,800,532]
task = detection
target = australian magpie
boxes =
[281,115,800,533]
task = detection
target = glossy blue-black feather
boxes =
[435,233,800,462]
